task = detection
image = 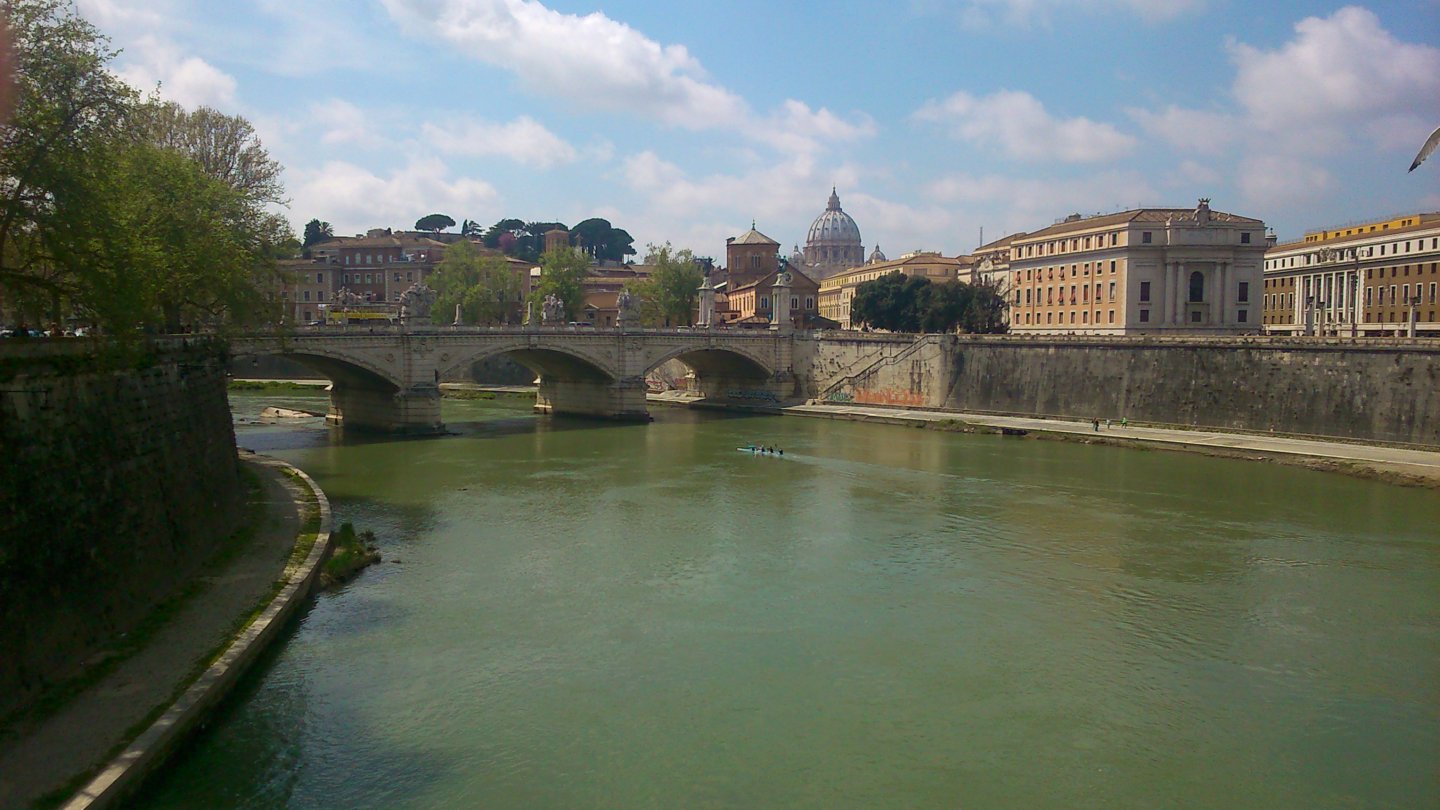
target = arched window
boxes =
[1189,271,1205,303]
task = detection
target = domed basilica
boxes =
[791,188,864,280]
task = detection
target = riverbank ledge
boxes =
[58,454,332,810]
[775,402,1440,489]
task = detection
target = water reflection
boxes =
[134,392,1440,808]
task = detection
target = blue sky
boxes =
[79,0,1439,258]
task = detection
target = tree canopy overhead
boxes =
[0,0,293,336]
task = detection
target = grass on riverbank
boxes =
[439,388,535,401]
[228,379,326,392]
[320,523,380,590]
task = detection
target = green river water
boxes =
[133,391,1439,808]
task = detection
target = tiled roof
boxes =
[1016,207,1263,242]
[730,227,780,246]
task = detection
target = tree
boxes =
[961,275,1009,334]
[0,0,136,325]
[632,242,702,326]
[0,0,292,336]
[135,99,284,208]
[851,272,1009,334]
[302,219,333,248]
[851,271,912,331]
[483,218,525,249]
[571,217,636,264]
[460,218,483,238]
[44,140,283,334]
[429,240,523,326]
[532,246,589,323]
[415,213,456,233]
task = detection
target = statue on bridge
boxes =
[400,281,438,323]
[332,287,363,306]
[542,293,565,326]
[617,288,639,328]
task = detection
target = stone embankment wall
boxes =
[800,334,1440,446]
[0,340,244,716]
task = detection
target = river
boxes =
[133,391,1440,808]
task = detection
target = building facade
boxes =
[725,224,781,291]
[818,252,971,329]
[1261,212,1440,337]
[1003,201,1267,335]
[726,269,822,328]
[275,232,531,325]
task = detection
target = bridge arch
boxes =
[434,341,616,384]
[229,338,440,433]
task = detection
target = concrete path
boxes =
[781,403,1440,484]
[0,455,307,809]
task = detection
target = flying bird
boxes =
[1410,125,1440,172]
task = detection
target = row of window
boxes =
[1265,237,1440,270]
[343,252,415,265]
[1263,282,1439,310]
[1016,282,1117,307]
[1014,260,1119,284]
[1015,231,1121,258]
[1369,283,1436,306]
[1015,307,1250,326]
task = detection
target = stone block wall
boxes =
[0,340,244,716]
[803,334,1440,446]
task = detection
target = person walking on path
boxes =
[1092,418,1100,432]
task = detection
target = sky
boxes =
[76,0,1440,259]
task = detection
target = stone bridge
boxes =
[229,326,797,432]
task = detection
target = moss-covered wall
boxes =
[0,340,243,716]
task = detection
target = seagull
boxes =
[1409,125,1440,172]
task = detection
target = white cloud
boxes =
[755,100,876,156]
[310,99,392,150]
[915,90,1136,163]
[926,170,1161,240]
[76,0,170,31]
[1229,6,1440,141]
[380,0,870,157]
[381,0,747,130]
[421,116,578,168]
[1128,106,1236,155]
[113,35,236,108]
[287,158,501,236]
[1173,159,1221,188]
[935,0,1204,28]
[1236,154,1332,209]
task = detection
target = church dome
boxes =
[868,244,887,263]
[806,188,862,247]
[802,188,865,279]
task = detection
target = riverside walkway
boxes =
[779,402,1440,486]
[0,454,329,809]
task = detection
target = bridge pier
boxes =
[327,382,443,434]
[535,376,650,420]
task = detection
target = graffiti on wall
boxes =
[854,388,929,407]
[824,390,854,403]
[726,389,779,403]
